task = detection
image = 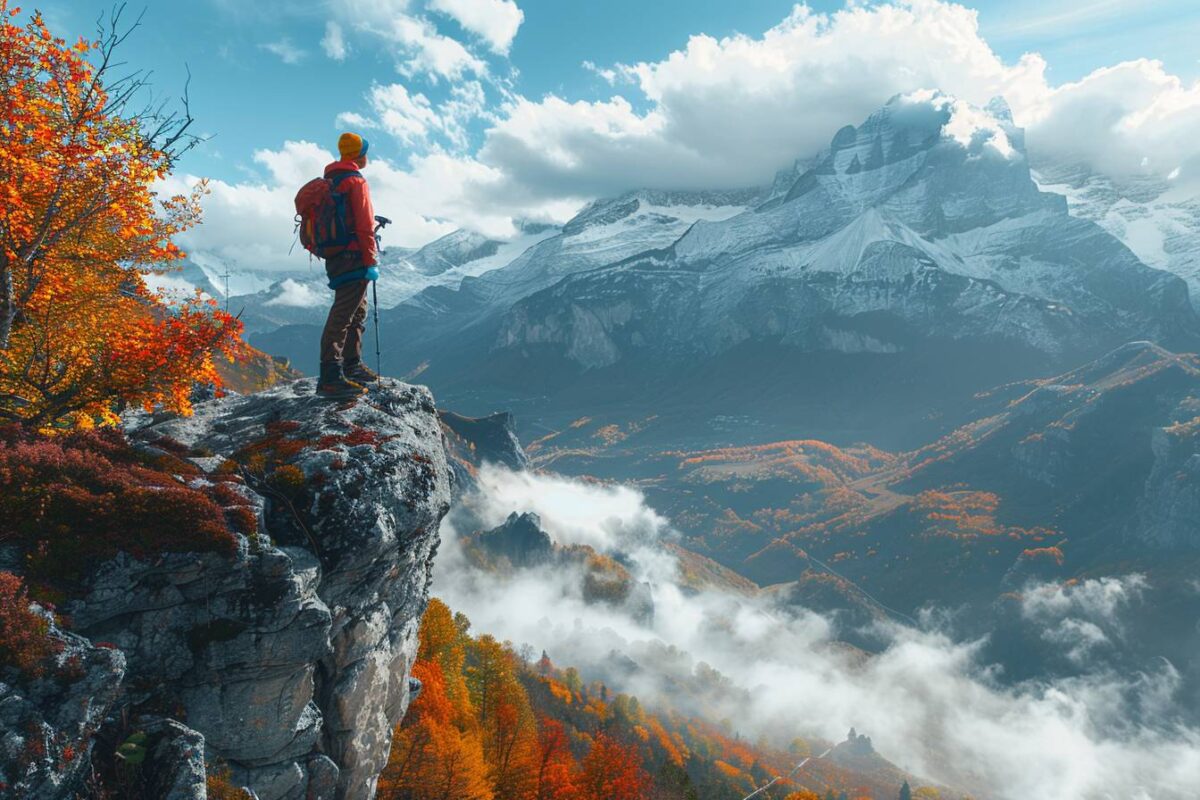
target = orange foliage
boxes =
[0,4,242,428]
[579,733,649,800]
[1020,545,1065,566]
[535,718,581,800]
[911,490,1054,542]
[383,600,814,800]
[379,660,494,800]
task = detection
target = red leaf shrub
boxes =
[0,571,62,677]
[0,426,242,587]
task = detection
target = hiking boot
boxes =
[317,362,366,399]
[344,359,379,384]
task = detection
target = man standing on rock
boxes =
[317,132,380,398]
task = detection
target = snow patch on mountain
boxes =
[1033,164,1200,310]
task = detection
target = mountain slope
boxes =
[1034,160,1200,311]
[494,95,1195,370]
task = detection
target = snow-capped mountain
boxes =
[1033,161,1200,310]
[221,224,558,333]
[406,187,762,315]
[488,94,1196,368]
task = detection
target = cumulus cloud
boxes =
[391,13,488,80]
[1025,58,1200,186]
[428,0,524,55]
[358,80,491,151]
[477,1,1052,195]
[327,0,490,81]
[476,0,1199,198]
[434,465,1200,800]
[163,139,567,272]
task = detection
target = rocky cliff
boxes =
[0,379,453,800]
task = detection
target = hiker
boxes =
[317,132,380,398]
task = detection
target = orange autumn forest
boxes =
[377,597,868,800]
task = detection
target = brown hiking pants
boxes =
[319,252,370,365]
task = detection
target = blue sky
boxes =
[45,0,1200,184]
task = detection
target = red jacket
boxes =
[324,160,378,266]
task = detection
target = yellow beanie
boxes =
[337,132,370,160]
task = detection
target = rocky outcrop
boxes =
[475,512,554,567]
[440,409,529,497]
[4,379,453,800]
[114,379,453,798]
[0,612,125,798]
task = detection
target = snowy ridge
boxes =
[493,94,1197,368]
[1033,163,1200,310]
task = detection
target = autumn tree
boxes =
[466,634,539,799]
[534,717,581,800]
[0,3,241,428]
[579,734,649,800]
[378,660,493,800]
[419,597,472,719]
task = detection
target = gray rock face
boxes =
[477,512,554,567]
[54,378,454,800]
[1138,423,1200,548]
[0,614,125,798]
[141,717,208,800]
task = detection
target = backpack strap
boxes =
[327,170,362,191]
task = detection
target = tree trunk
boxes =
[0,258,14,350]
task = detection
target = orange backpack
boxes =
[294,170,360,259]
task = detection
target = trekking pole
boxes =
[372,281,381,378]
[372,215,392,379]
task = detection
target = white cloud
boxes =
[334,111,374,129]
[260,38,307,65]
[162,139,557,274]
[433,466,1200,800]
[357,80,490,151]
[428,0,524,55]
[367,83,441,145]
[391,13,488,80]
[321,20,347,61]
[582,60,619,85]
[265,278,325,307]
[471,1,1199,198]
[1024,58,1200,186]
[474,1,1051,195]
[325,1,491,81]
[470,466,673,553]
